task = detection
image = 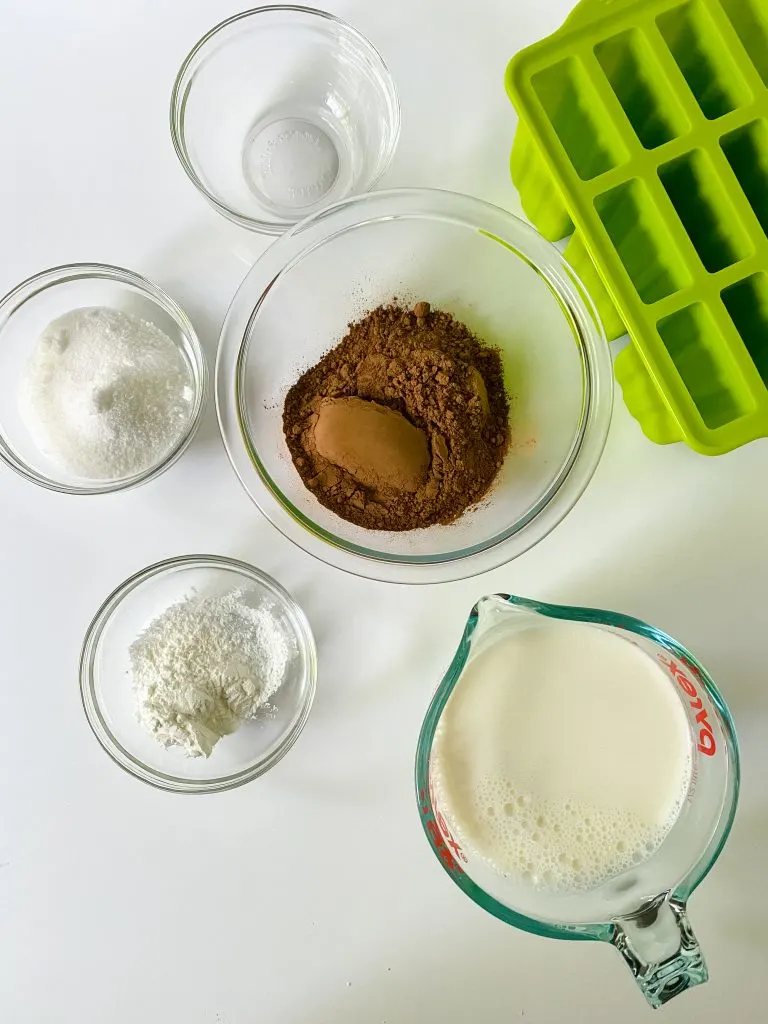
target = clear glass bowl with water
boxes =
[170,6,400,234]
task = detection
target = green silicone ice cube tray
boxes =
[506,0,768,454]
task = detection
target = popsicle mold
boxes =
[507,0,768,453]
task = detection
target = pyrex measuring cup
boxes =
[415,595,739,1009]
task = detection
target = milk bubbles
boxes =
[430,620,692,893]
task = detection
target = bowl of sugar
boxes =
[80,554,317,793]
[0,263,207,493]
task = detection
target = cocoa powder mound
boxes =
[282,302,510,531]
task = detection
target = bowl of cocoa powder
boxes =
[217,189,613,583]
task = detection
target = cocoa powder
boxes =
[283,302,510,531]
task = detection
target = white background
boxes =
[1,1,766,1021]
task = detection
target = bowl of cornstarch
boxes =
[80,555,317,792]
[0,263,207,493]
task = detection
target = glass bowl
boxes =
[80,555,317,793]
[216,188,613,584]
[0,263,207,494]
[170,6,400,234]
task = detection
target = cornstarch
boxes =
[130,589,294,758]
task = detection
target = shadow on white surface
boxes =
[140,218,269,458]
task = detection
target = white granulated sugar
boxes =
[130,589,294,758]
[18,306,194,479]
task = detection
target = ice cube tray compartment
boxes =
[720,120,768,235]
[657,303,753,426]
[658,149,752,272]
[721,273,768,385]
[720,0,768,87]
[595,28,690,148]
[656,0,752,119]
[531,57,629,179]
[595,179,690,302]
[506,0,768,454]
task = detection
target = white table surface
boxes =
[1,1,766,1021]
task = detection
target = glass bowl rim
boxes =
[79,553,318,794]
[216,187,614,584]
[0,261,208,495]
[169,4,402,235]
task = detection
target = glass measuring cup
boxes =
[415,594,739,1009]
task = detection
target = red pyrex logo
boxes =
[420,780,467,874]
[659,655,717,756]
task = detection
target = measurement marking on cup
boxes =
[658,655,717,756]
[421,782,468,871]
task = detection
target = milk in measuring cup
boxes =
[431,620,692,891]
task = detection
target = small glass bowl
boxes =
[0,263,207,494]
[170,6,400,234]
[217,189,613,584]
[80,555,317,793]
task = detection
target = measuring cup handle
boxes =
[612,898,709,1009]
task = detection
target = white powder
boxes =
[19,306,194,479]
[130,589,294,758]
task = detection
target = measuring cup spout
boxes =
[612,896,708,1008]
[471,593,536,636]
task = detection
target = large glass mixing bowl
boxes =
[216,189,613,583]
